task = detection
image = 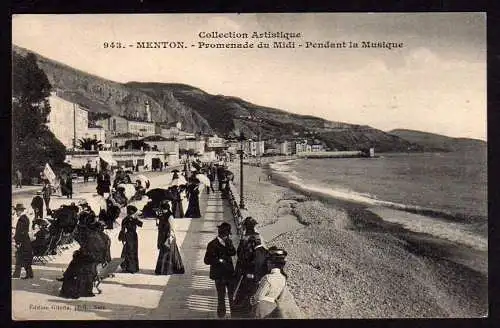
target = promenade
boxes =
[12,174,238,320]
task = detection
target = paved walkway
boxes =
[12,184,238,320]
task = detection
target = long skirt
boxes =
[120,234,139,273]
[172,200,184,218]
[184,196,201,218]
[60,257,96,299]
[252,300,278,319]
[154,238,184,275]
[233,276,258,317]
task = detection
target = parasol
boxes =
[136,175,151,189]
[117,183,136,200]
[146,188,175,203]
[195,174,211,186]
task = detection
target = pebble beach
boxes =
[228,159,488,319]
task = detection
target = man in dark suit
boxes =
[13,203,34,279]
[204,222,237,318]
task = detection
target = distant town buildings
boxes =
[127,119,156,137]
[47,92,106,149]
[47,89,340,172]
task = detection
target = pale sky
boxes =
[12,13,486,140]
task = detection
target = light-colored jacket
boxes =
[250,268,286,305]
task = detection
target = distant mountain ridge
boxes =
[13,44,481,153]
[388,129,487,152]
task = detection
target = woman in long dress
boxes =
[59,205,107,298]
[170,185,184,218]
[250,248,288,319]
[119,205,143,273]
[155,201,176,275]
[184,179,201,218]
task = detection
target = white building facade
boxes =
[47,93,89,149]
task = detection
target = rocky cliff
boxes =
[13,45,435,152]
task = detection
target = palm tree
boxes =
[78,138,103,151]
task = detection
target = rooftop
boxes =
[112,132,140,139]
[141,135,172,142]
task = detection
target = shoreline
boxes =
[268,158,486,226]
[230,158,487,318]
[265,159,487,249]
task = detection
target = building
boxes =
[206,135,226,148]
[311,144,324,152]
[127,119,156,137]
[110,133,140,150]
[96,115,129,142]
[295,140,310,153]
[179,138,206,155]
[160,121,182,139]
[141,135,179,154]
[83,127,106,145]
[205,135,228,155]
[47,92,89,149]
[243,140,265,157]
[279,140,295,155]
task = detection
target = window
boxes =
[113,119,116,131]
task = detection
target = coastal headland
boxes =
[228,157,487,318]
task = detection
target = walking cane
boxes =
[233,274,244,302]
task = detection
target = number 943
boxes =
[103,42,124,49]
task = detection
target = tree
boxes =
[12,51,66,183]
[78,138,103,151]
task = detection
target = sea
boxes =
[269,151,488,247]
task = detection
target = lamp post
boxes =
[239,131,245,209]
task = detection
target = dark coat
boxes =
[97,172,111,194]
[204,237,236,280]
[65,177,73,194]
[236,232,262,276]
[119,215,143,273]
[31,196,44,216]
[14,214,33,266]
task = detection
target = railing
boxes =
[225,183,244,236]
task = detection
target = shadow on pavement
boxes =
[99,280,165,292]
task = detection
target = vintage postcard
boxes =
[11,13,487,320]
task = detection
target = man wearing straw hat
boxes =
[12,203,34,279]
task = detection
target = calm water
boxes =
[271,151,487,221]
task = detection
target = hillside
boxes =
[388,129,487,153]
[13,45,425,152]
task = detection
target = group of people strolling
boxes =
[116,202,185,275]
[204,217,288,319]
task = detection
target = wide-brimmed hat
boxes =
[13,203,25,211]
[267,247,287,264]
[217,222,232,234]
[77,199,88,207]
[243,216,258,228]
[127,205,138,215]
